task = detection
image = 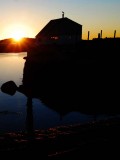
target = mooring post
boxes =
[88,31,90,40]
[114,30,116,38]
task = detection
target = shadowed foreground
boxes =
[1,40,120,158]
[0,116,120,159]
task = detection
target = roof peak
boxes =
[50,17,82,26]
[51,17,68,21]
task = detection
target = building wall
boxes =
[36,24,82,45]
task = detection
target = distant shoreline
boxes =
[0,37,120,54]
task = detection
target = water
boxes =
[0,52,112,134]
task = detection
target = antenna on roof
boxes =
[62,11,64,18]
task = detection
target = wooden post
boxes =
[98,33,100,39]
[114,30,116,38]
[88,31,90,40]
[101,30,102,39]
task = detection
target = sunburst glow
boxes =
[5,24,29,41]
[12,29,25,41]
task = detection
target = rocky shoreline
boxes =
[0,116,120,158]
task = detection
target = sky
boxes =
[0,0,120,40]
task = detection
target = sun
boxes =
[3,23,35,41]
[7,24,28,41]
[12,29,25,41]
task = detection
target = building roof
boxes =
[36,17,82,38]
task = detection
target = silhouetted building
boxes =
[36,17,82,45]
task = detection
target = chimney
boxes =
[62,11,64,18]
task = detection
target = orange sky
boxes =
[0,0,120,40]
